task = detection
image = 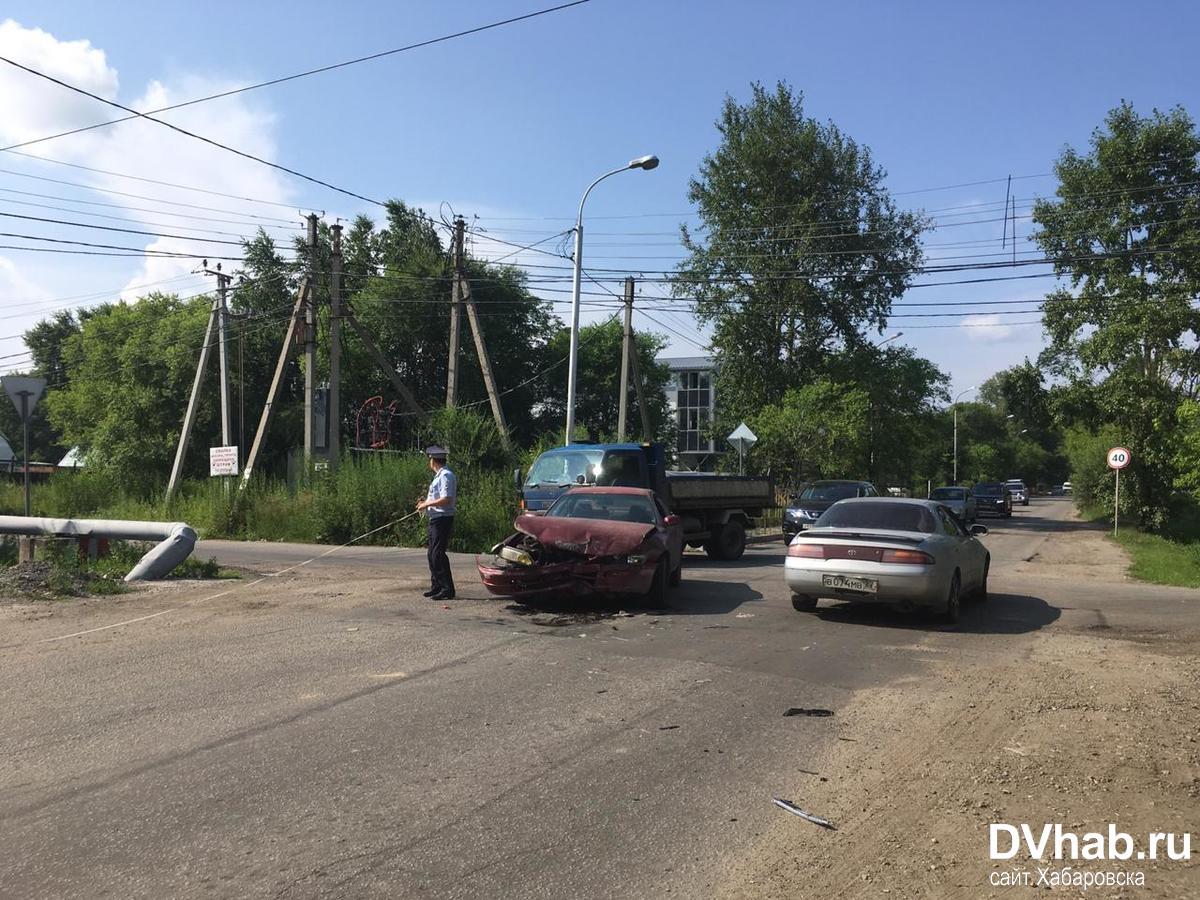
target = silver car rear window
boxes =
[816,502,936,534]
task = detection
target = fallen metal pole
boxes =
[0,516,197,582]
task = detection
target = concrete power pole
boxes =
[215,264,232,448]
[618,276,634,441]
[304,213,319,463]
[445,217,464,408]
[328,223,343,471]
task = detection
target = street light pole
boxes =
[564,154,658,445]
[952,385,976,484]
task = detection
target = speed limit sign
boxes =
[1107,447,1131,470]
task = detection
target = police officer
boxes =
[416,445,456,600]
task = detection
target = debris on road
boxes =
[772,797,836,830]
[783,707,834,717]
[658,725,680,731]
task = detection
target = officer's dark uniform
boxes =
[421,446,456,600]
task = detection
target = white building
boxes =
[659,356,717,470]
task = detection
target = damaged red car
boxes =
[477,487,684,603]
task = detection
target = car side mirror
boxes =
[513,467,523,492]
[969,524,989,536]
[663,514,681,527]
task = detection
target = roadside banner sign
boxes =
[2,375,46,423]
[209,446,239,477]
[1106,446,1131,536]
[727,422,757,474]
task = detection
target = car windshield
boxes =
[525,450,604,487]
[930,488,965,500]
[1005,481,1025,488]
[548,493,658,525]
[975,483,1004,495]
[815,501,936,534]
[798,483,861,501]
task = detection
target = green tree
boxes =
[676,81,925,427]
[1033,102,1200,527]
[44,294,215,492]
[537,318,670,443]
[748,379,870,485]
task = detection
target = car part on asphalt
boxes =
[783,708,834,717]
[772,797,836,829]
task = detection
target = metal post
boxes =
[953,404,958,484]
[1108,468,1118,540]
[446,217,464,408]
[628,325,653,442]
[216,267,232,447]
[618,276,633,442]
[304,213,318,464]
[329,224,343,471]
[20,393,30,517]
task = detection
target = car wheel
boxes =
[941,572,961,624]
[976,558,989,603]
[669,559,682,587]
[791,593,818,612]
[645,558,669,607]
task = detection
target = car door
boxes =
[936,505,979,586]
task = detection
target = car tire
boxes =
[645,558,669,607]
[669,559,682,587]
[940,571,961,625]
[976,558,989,603]
[705,520,747,561]
[791,593,818,612]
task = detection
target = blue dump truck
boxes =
[515,442,773,560]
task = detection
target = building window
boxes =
[675,370,713,454]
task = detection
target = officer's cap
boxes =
[424,445,448,460]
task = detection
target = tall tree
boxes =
[1033,102,1200,527]
[676,81,925,426]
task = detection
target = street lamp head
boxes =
[628,154,659,171]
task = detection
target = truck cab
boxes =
[519,444,662,512]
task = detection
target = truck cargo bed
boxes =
[665,473,773,510]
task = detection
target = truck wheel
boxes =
[710,520,746,560]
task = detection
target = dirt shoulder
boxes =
[715,605,1198,899]
[1012,504,1132,583]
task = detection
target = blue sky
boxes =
[1,0,1197,397]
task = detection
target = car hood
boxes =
[787,498,839,513]
[514,514,655,558]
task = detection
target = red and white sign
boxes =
[1106,447,1131,470]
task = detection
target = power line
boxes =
[0,1,593,154]
[0,211,246,246]
[0,57,384,207]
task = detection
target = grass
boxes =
[0,454,521,554]
[1080,500,1200,589]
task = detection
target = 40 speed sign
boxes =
[1107,447,1132,470]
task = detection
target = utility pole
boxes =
[625,278,653,443]
[328,223,343,471]
[445,217,463,408]
[304,213,319,464]
[618,276,634,442]
[166,297,218,501]
[454,217,510,447]
[214,264,232,448]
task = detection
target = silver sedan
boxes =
[784,498,990,623]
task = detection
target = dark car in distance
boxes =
[973,482,1012,518]
[784,480,879,541]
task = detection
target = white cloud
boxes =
[962,313,1014,341]
[0,20,118,146]
[0,20,298,343]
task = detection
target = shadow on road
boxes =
[494,577,764,622]
[810,591,1060,635]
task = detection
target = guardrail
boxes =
[0,516,197,581]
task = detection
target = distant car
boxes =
[783,480,879,541]
[1062,481,1073,495]
[477,487,683,603]
[973,482,1012,518]
[929,486,977,523]
[784,498,990,624]
[1004,479,1030,506]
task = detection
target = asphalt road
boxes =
[0,499,1192,899]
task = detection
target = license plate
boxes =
[822,574,878,593]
